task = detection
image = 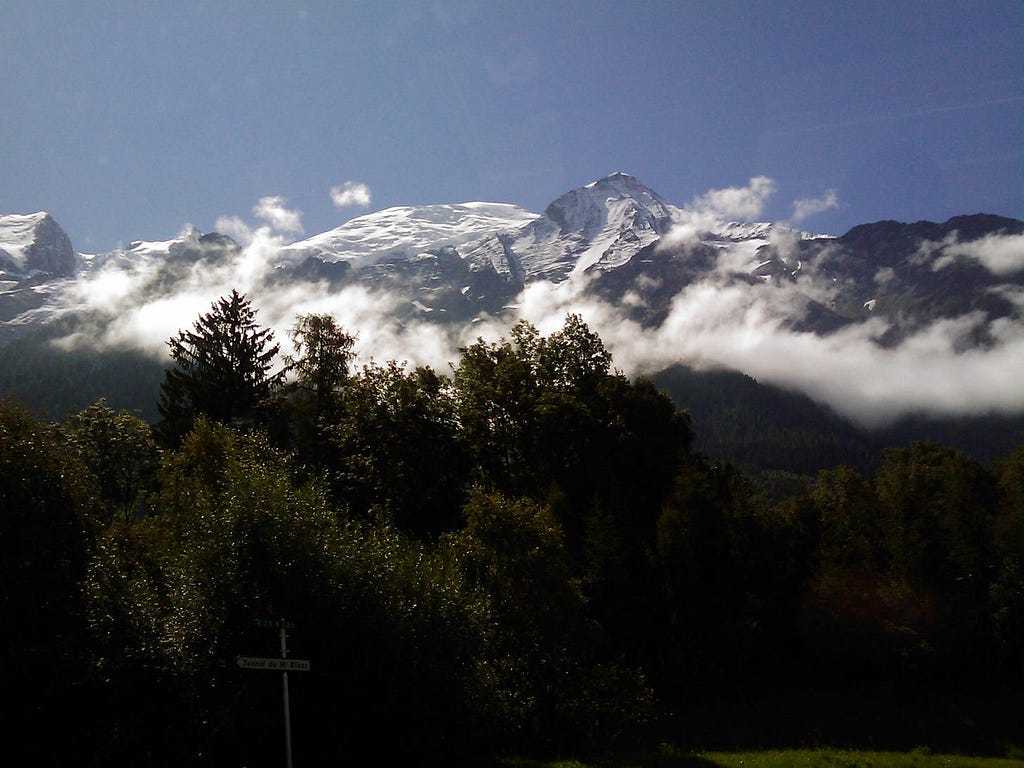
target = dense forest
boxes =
[2,291,1022,765]
[4,315,1024,494]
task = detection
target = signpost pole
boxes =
[280,622,293,768]
[240,618,308,767]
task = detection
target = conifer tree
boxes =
[271,313,356,468]
[157,290,281,443]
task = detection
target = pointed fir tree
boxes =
[157,290,281,443]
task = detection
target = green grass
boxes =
[692,749,1024,768]
[498,747,1024,768]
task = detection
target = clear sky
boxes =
[2,1,1021,253]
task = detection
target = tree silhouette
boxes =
[157,290,281,443]
[268,313,356,470]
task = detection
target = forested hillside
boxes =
[2,293,1022,765]
[655,365,1024,496]
[0,320,165,421]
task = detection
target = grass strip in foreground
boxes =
[500,747,1024,768]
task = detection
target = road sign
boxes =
[243,617,305,768]
[236,656,311,672]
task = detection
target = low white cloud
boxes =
[913,230,1024,277]
[102,292,229,353]
[213,215,254,245]
[943,232,1024,276]
[331,181,373,208]
[791,189,839,224]
[256,281,464,374]
[253,196,304,234]
[692,176,776,221]
[661,176,776,250]
[658,221,706,250]
[484,275,1024,429]
[39,186,1024,431]
[874,266,896,285]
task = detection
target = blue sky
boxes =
[2,1,1021,253]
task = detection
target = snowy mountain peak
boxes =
[582,171,654,196]
[77,226,242,275]
[545,172,677,233]
[0,211,76,279]
[585,170,634,187]
[469,173,681,281]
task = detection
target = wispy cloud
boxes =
[791,189,839,225]
[936,232,1024,276]
[253,196,303,234]
[769,94,1024,137]
[691,175,776,221]
[331,181,373,208]
[212,215,255,245]
[661,176,776,249]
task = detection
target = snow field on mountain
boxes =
[0,212,53,272]
[279,202,538,268]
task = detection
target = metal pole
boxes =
[280,622,293,768]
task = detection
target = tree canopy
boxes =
[1,297,1022,764]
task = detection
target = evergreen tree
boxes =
[267,313,356,470]
[283,313,356,409]
[157,290,281,444]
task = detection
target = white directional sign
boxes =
[236,656,311,672]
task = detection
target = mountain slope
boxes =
[653,363,1024,500]
[733,213,1024,340]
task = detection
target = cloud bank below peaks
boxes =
[503,273,1024,429]
[50,181,1024,430]
[497,177,1024,428]
[930,231,1024,276]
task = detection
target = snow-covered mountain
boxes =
[2,171,1023,428]
[270,171,821,303]
[464,171,681,282]
[266,172,824,321]
[0,212,76,280]
[274,172,686,287]
[1,172,1022,345]
[279,201,537,269]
